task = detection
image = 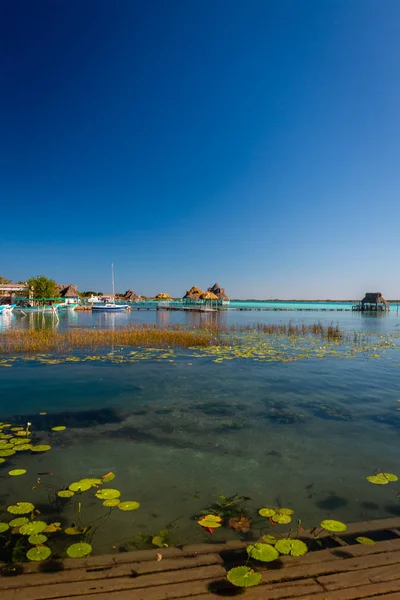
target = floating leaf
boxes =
[271,512,292,524]
[247,542,279,562]
[51,426,66,431]
[262,534,277,545]
[57,490,75,498]
[20,521,47,535]
[0,523,10,533]
[28,534,48,545]
[227,566,262,588]
[197,514,223,529]
[16,430,31,437]
[0,458,5,464]
[8,469,27,477]
[7,502,35,515]
[31,445,51,452]
[11,427,24,432]
[102,471,116,483]
[367,473,398,485]
[95,488,121,500]
[259,507,276,518]
[356,537,376,545]
[14,444,33,451]
[320,519,347,533]
[26,546,51,561]
[69,480,93,493]
[85,478,102,485]
[64,526,89,536]
[275,539,308,556]
[12,438,31,445]
[66,542,92,558]
[9,517,29,528]
[277,508,294,515]
[0,449,15,457]
[44,522,62,533]
[118,501,140,511]
[103,499,120,507]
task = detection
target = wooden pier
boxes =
[2,517,400,599]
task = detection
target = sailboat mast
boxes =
[111,263,115,299]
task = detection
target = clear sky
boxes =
[1,0,400,299]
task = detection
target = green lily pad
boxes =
[57,490,75,498]
[8,469,27,477]
[66,542,92,558]
[9,517,29,527]
[12,438,31,445]
[118,501,140,511]
[85,478,102,485]
[102,471,115,482]
[28,534,48,545]
[227,566,262,587]
[0,522,10,533]
[258,507,276,518]
[367,473,398,485]
[69,480,93,493]
[320,519,347,533]
[95,488,121,500]
[262,534,277,545]
[247,542,279,562]
[31,445,51,452]
[197,514,223,528]
[14,444,33,451]
[7,502,35,515]
[51,426,66,431]
[271,512,292,524]
[356,536,376,545]
[26,546,51,561]
[0,458,5,463]
[20,521,47,535]
[103,499,120,507]
[0,449,15,457]
[275,538,308,556]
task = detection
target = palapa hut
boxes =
[200,291,218,308]
[123,289,139,301]
[155,292,172,301]
[359,292,389,312]
[207,283,229,301]
[183,285,205,303]
[58,284,79,300]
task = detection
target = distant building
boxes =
[353,292,389,312]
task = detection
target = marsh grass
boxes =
[0,322,350,354]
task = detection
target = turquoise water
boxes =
[0,307,399,556]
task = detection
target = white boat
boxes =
[92,264,129,312]
[0,304,16,313]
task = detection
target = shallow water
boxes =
[0,309,399,557]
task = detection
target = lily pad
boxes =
[57,490,75,498]
[227,566,262,587]
[0,523,10,533]
[26,546,51,561]
[118,501,140,511]
[12,438,31,445]
[28,534,48,545]
[0,458,5,463]
[197,514,223,529]
[66,542,92,558]
[102,471,115,483]
[271,512,292,524]
[69,480,93,493]
[320,519,347,533]
[103,499,120,507]
[14,444,33,451]
[9,517,29,527]
[95,488,121,500]
[20,521,47,535]
[8,469,27,477]
[356,536,376,545]
[262,534,277,545]
[259,507,276,518]
[247,542,279,562]
[51,426,66,431]
[367,473,398,485]
[275,538,308,556]
[7,502,35,515]
[31,445,51,452]
[0,449,15,457]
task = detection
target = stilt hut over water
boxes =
[353,292,389,312]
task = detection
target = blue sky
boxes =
[1,0,400,298]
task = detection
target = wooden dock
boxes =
[2,517,400,599]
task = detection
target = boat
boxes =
[0,304,16,313]
[92,264,129,312]
[13,302,61,314]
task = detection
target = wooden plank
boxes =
[258,547,400,585]
[45,577,224,600]
[0,554,222,591]
[15,565,226,600]
[294,579,400,599]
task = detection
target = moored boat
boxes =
[91,264,129,312]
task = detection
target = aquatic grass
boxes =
[0,322,349,355]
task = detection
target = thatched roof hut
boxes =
[207,283,229,301]
[361,292,388,307]
[183,285,205,300]
[155,292,172,300]
[58,284,79,298]
[123,289,139,301]
[200,291,218,301]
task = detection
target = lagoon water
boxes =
[0,303,399,555]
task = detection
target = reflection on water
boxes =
[0,308,399,555]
